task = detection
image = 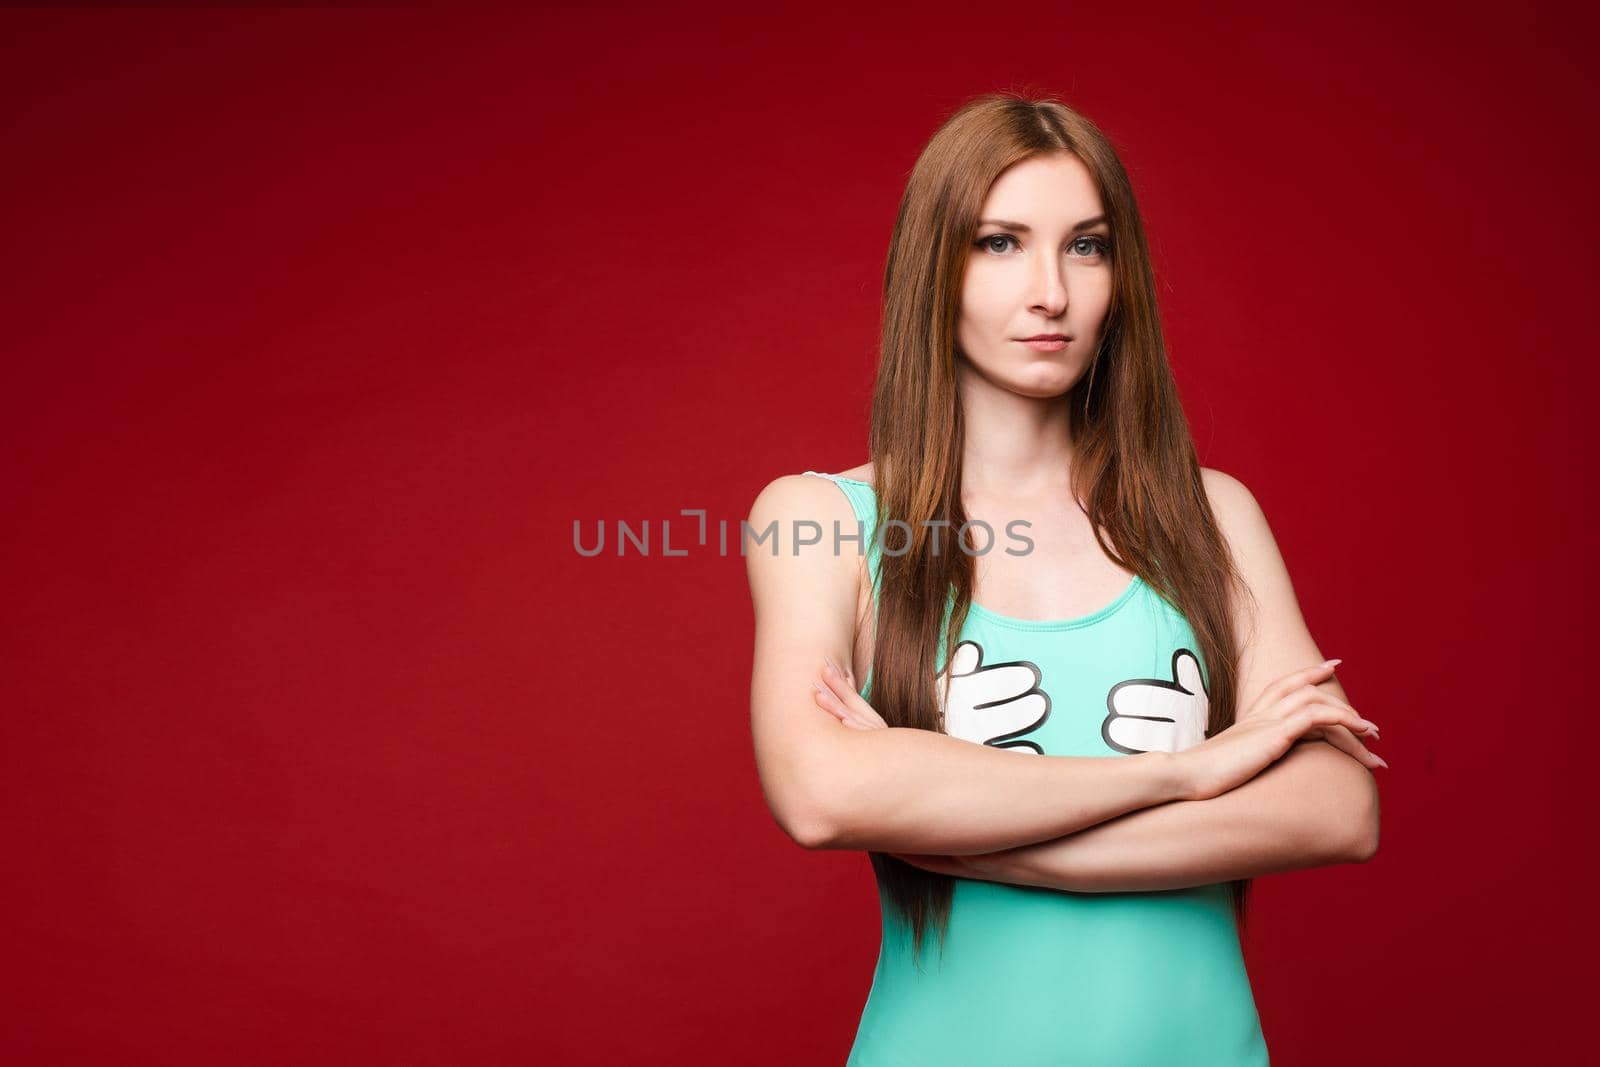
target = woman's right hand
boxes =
[1173,660,1381,801]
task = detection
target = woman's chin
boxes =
[1008,369,1084,399]
[958,356,1085,399]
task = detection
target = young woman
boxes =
[745,94,1384,1066]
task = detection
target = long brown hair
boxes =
[863,93,1256,967]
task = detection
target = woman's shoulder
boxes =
[746,464,870,529]
[744,468,867,595]
[833,461,875,485]
[1198,466,1264,531]
[752,462,874,499]
[1198,466,1280,579]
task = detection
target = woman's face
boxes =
[956,151,1113,399]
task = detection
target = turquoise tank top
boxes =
[800,471,1269,1067]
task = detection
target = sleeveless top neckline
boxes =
[800,469,1145,632]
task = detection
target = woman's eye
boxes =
[1070,235,1111,257]
[978,234,1017,254]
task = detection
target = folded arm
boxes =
[797,723,1187,854]
[901,739,1379,891]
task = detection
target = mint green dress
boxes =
[800,472,1269,1067]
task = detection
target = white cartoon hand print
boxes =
[1101,649,1210,754]
[938,640,1051,754]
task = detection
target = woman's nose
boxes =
[1030,258,1069,315]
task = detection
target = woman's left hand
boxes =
[813,655,890,730]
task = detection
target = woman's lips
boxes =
[1018,337,1070,351]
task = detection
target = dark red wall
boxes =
[3,4,1593,1063]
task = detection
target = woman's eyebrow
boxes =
[977,215,1107,232]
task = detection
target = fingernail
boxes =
[1376,757,1389,769]
[1323,658,1342,668]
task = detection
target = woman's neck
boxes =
[957,369,1077,498]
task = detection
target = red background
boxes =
[3,4,1594,1063]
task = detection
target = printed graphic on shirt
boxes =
[1101,648,1210,754]
[937,640,1051,754]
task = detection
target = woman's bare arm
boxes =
[899,739,1377,891]
[746,474,1187,855]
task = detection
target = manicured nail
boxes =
[1323,658,1342,668]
